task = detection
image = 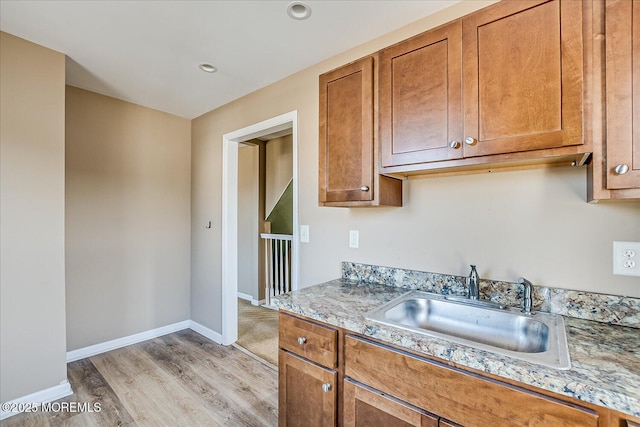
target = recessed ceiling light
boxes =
[199,63,217,73]
[287,1,311,20]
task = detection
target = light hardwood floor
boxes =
[3,329,278,426]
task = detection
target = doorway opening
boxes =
[221,111,299,349]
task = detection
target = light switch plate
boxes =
[613,241,640,277]
[300,225,309,243]
[349,230,359,248]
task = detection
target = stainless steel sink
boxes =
[365,291,571,369]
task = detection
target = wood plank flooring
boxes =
[3,329,278,426]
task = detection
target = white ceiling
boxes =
[0,0,459,119]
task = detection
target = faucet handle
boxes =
[518,277,534,314]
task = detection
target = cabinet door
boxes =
[380,20,463,167]
[319,56,374,203]
[605,0,640,189]
[344,379,438,427]
[279,350,337,427]
[462,0,584,157]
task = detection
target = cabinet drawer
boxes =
[344,378,438,427]
[279,313,338,368]
[344,335,598,427]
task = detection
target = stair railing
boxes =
[260,233,293,305]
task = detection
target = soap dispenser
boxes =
[468,265,479,300]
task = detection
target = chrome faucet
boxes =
[467,265,479,300]
[518,277,534,314]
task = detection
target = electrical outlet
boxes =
[613,241,640,277]
[349,230,359,248]
[300,225,309,243]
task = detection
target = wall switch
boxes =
[613,241,640,277]
[349,230,359,248]
[300,225,309,243]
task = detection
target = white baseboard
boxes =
[237,292,253,301]
[66,320,191,362]
[237,292,265,307]
[0,379,73,420]
[188,320,223,344]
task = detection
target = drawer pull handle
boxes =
[322,383,331,393]
[449,140,461,149]
[360,185,370,192]
[297,336,307,345]
[614,164,629,175]
[465,136,477,146]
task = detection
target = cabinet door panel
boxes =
[279,350,337,427]
[344,379,438,427]
[319,57,374,202]
[605,0,640,189]
[463,0,584,157]
[380,20,463,166]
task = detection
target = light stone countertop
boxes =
[272,278,640,418]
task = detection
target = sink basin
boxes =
[365,291,570,369]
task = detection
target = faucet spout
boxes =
[518,277,534,314]
[468,265,479,300]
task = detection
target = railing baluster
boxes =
[259,233,293,303]
[278,239,284,295]
[284,240,290,293]
[273,239,282,295]
[264,237,270,306]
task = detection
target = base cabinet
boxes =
[278,313,339,427]
[278,312,640,426]
[278,350,337,427]
[344,379,438,427]
[344,335,599,427]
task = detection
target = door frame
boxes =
[221,111,299,345]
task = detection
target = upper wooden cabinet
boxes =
[319,55,402,207]
[380,0,590,173]
[605,0,640,189]
[587,0,640,201]
[380,20,463,166]
[463,0,584,157]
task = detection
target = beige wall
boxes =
[0,32,68,402]
[191,0,640,332]
[265,135,293,216]
[65,86,191,351]
[238,144,259,299]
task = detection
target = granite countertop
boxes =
[272,278,640,418]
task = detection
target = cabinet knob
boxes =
[464,137,477,146]
[449,140,461,149]
[297,336,307,345]
[322,383,332,393]
[360,185,370,192]
[614,164,630,175]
